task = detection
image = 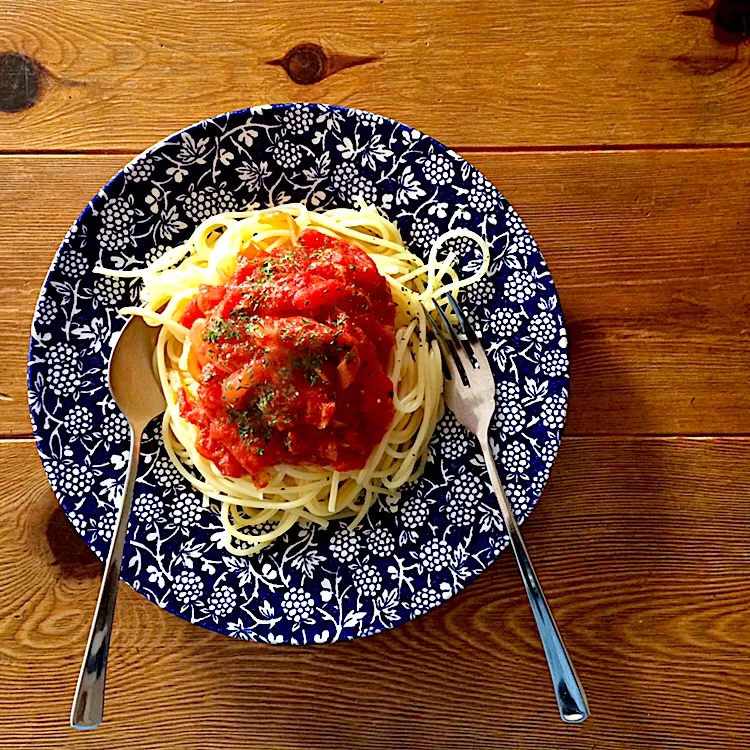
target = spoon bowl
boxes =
[108,315,166,429]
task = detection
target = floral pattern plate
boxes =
[28,104,568,644]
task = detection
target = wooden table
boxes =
[2,2,749,748]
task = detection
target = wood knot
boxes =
[715,0,750,37]
[269,43,380,85]
[46,504,101,580]
[684,0,750,44]
[275,43,328,85]
[0,52,42,112]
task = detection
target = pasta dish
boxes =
[100,201,488,555]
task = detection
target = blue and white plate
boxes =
[28,104,568,644]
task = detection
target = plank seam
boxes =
[2,144,750,157]
[4,434,750,443]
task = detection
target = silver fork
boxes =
[425,294,589,724]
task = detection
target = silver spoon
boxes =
[71,315,165,730]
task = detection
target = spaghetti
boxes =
[99,201,489,555]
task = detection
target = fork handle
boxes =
[479,438,589,723]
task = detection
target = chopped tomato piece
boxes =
[239,241,264,260]
[180,300,203,329]
[190,320,208,367]
[221,366,257,408]
[197,284,225,313]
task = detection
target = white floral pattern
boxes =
[173,571,204,604]
[410,588,446,616]
[63,405,94,437]
[57,249,88,277]
[94,275,130,306]
[541,392,568,429]
[46,344,81,396]
[281,588,315,623]
[282,105,315,135]
[168,490,204,530]
[331,162,377,204]
[329,529,360,563]
[436,412,472,460]
[420,153,454,185]
[504,270,538,303]
[498,399,526,436]
[400,495,431,530]
[180,187,234,222]
[528,311,557,344]
[540,349,568,377]
[133,491,164,524]
[352,565,382,596]
[502,441,531,474]
[206,586,237,617]
[28,104,568,645]
[486,308,522,338]
[124,156,155,183]
[366,528,395,557]
[36,295,58,326]
[418,539,453,571]
[101,408,129,447]
[57,462,95,495]
[98,196,136,252]
[409,217,440,250]
[466,276,495,307]
[445,470,484,525]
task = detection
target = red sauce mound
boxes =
[178,228,397,484]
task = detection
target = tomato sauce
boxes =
[178,228,397,484]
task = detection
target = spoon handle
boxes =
[71,426,142,730]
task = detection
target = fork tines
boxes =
[423,300,461,381]
[423,293,481,380]
[445,293,478,344]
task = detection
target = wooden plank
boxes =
[2,150,749,436]
[1,1,750,150]
[2,437,749,749]
[492,148,750,436]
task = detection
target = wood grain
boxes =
[2,149,749,436]
[1,437,749,749]
[1,0,750,151]
[3,1,750,747]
